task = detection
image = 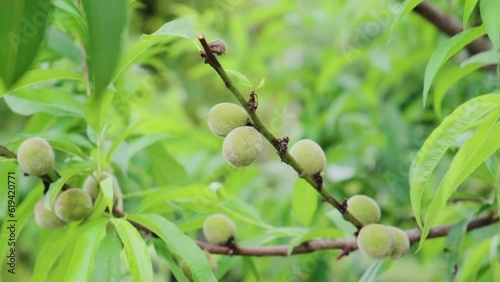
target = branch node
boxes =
[248,90,258,112]
[275,136,289,162]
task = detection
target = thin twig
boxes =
[197,34,362,229]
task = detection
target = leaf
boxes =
[459,238,493,282]
[359,261,388,282]
[410,94,500,229]
[256,78,266,90]
[433,63,484,118]
[45,167,86,211]
[82,0,127,97]
[0,0,52,88]
[84,89,115,132]
[463,0,479,28]
[480,0,500,50]
[443,219,470,282]
[422,25,487,105]
[151,19,196,39]
[100,177,115,213]
[4,88,84,117]
[292,178,318,226]
[91,229,123,282]
[418,108,500,248]
[3,69,84,96]
[153,240,191,282]
[31,225,80,281]
[64,218,108,281]
[460,50,500,67]
[127,214,218,282]
[226,69,253,88]
[53,0,87,42]
[389,0,423,37]
[112,218,153,282]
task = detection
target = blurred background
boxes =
[1,0,498,281]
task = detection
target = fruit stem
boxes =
[198,34,363,229]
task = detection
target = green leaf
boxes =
[422,25,487,105]
[410,94,500,229]
[4,88,84,117]
[418,108,500,248]
[389,0,423,37]
[433,64,484,118]
[459,238,493,282]
[151,19,196,39]
[82,0,127,97]
[47,26,83,63]
[480,0,500,50]
[3,69,84,96]
[256,78,266,90]
[443,219,470,282]
[153,240,190,282]
[0,0,52,88]
[91,229,123,282]
[359,261,388,282]
[127,214,218,282]
[112,218,153,282]
[53,0,87,42]
[292,178,318,226]
[463,0,479,28]
[145,143,189,186]
[31,225,80,281]
[460,50,500,67]
[84,89,115,132]
[64,218,108,281]
[226,69,253,88]
[100,177,114,212]
[44,167,86,211]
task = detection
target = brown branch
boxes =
[3,143,498,257]
[195,213,498,257]
[413,0,493,56]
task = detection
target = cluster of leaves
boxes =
[0,0,499,281]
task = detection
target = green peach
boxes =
[387,226,410,259]
[55,188,93,222]
[83,171,119,201]
[357,224,394,260]
[207,103,249,136]
[222,126,262,167]
[17,137,55,176]
[34,199,67,229]
[345,195,381,225]
[203,214,237,245]
[289,139,326,176]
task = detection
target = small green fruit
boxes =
[289,139,326,176]
[17,137,55,176]
[207,103,249,136]
[387,226,410,259]
[54,188,93,222]
[345,195,381,225]
[223,126,262,167]
[181,251,217,281]
[357,224,394,260]
[34,199,67,229]
[203,214,237,245]
[83,171,119,201]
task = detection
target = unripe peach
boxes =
[17,137,55,176]
[222,126,262,167]
[83,171,119,201]
[345,195,381,225]
[289,139,326,176]
[203,214,237,245]
[34,199,67,229]
[357,224,394,260]
[54,188,93,222]
[387,226,410,259]
[207,103,249,136]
